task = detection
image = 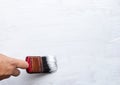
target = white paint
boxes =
[0,0,120,85]
[46,56,57,72]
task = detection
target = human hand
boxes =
[0,54,28,80]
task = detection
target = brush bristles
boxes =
[45,56,57,72]
[42,57,50,73]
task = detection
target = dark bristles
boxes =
[42,57,50,73]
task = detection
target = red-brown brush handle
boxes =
[26,56,43,73]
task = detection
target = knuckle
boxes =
[9,59,16,66]
[0,53,3,56]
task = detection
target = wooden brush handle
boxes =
[26,56,43,73]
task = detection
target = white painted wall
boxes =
[0,0,120,85]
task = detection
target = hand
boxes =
[0,54,28,80]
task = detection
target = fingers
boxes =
[0,75,11,80]
[12,58,28,69]
[0,54,28,80]
[12,69,20,77]
[0,69,20,80]
[0,68,20,80]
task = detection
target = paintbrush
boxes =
[26,56,57,73]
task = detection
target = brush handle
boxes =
[26,56,43,73]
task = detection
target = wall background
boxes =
[0,0,120,85]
